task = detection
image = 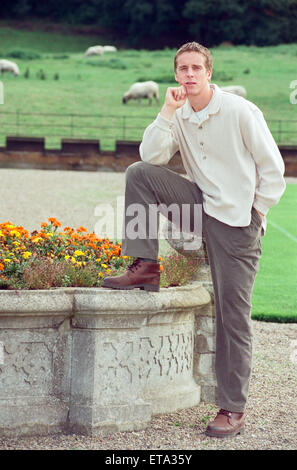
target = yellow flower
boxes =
[74,250,84,257]
[10,230,21,238]
[98,272,103,277]
[106,269,111,275]
[46,232,54,238]
[4,259,11,263]
[64,255,70,261]
[22,251,32,259]
[95,258,101,262]
[32,237,42,243]
[0,230,4,237]
[12,241,20,246]
[76,261,82,267]
[101,263,108,269]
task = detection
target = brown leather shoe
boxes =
[102,258,160,292]
[205,409,245,438]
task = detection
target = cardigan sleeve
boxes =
[139,113,179,165]
[240,106,286,215]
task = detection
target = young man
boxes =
[102,42,286,438]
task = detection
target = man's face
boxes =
[174,51,212,96]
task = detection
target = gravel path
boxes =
[0,170,296,450]
[0,321,296,451]
[1,169,296,234]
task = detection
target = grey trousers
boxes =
[121,161,262,412]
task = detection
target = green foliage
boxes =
[211,70,234,82]
[1,0,297,47]
[86,58,127,70]
[5,49,42,60]
[137,74,175,84]
[160,251,198,288]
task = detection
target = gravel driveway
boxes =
[0,169,296,450]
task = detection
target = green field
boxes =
[0,25,297,149]
[251,183,297,323]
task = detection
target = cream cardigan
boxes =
[139,84,286,228]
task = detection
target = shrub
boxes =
[86,58,127,70]
[22,257,67,289]
[160,251,198,288]
[5,49,42,60]
[211,70,234,82]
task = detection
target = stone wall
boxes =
[0,137,294,175]
[0,283,216,437]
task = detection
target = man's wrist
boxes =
[160,104,177,120]
[255,209,264,220]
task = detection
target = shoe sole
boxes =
[205,425,245,439]
[102,283,160,292]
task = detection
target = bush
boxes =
[160,251,198,288]
[5,49,42,60]
[137,74,175,83]
[211,70,234,82]
[86,58,127,70]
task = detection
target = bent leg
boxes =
[121,161,203,259]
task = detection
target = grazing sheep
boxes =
[122,81,159,105]
[103,45,117,52]
[0,59,19,76]
[221,85,247,98]
[84,45,104,57]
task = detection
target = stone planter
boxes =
[0,283,216,437]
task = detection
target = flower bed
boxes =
[0,218,198,290]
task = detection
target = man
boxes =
[102,42,286,438]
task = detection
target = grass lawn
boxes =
[252,183,297,322]
[0,25,297,149]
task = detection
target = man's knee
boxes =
[125,161,156,182]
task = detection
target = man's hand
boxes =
[256,209,264,220]
[160,86,187,120]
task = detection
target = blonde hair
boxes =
[174,42,212,72]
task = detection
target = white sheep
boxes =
[0,59,19,76]
[122,81,159,105]
[103,45,117,52]
[221,85,247,98]
[84,45,104,57]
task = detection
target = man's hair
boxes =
[174,42,212,72]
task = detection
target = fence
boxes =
[0,111,155,150]
[0,111,296,150]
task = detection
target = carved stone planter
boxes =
[0,283,216,437]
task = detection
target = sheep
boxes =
[122,81,159,105]
[103,45,117,52]
[221,85,247,98]
[0,59,19,76]
[84,45,104,57]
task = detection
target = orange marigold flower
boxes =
[48,217,61,227]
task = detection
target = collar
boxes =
[181,83,222,121]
